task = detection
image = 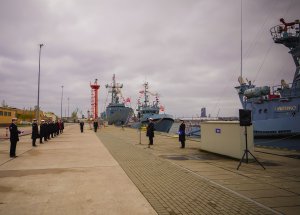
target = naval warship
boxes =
[104,74,133,125]
[235,18,300,137]
[132,82,174,132]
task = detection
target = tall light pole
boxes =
[36,43,44,124]
[61,85,64,120]
[67,97,70,118]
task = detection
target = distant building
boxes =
[0,106,48,126]
[16,108,35,123]
[44,112,58,121]
[201,107,207,118]
[0,107,16,126]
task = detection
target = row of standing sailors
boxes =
[40,120,64,143]
[32,120,64,146]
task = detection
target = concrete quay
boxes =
[0,124,299,215]
[0,124,156,215]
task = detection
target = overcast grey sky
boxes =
[0,0,299,118]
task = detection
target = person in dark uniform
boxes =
[93,120,98,132]
[121,121,125,130]
[44,121,48,141]
[46,120,51,140]
[52,120,57,137]
[61,120,64,133]
[31,119,39,147]
[146,118,155,147]
[80,121,84,133]
[40,120,46,143]
[58,119,63,134]
[178,120,186,148]
[50,120,55,138]
[45,121,49,141]
[9,118,22,158]
[55,120,60,136]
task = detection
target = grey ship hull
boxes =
[132,114,174,133]
[106,104,133,125]
[240,97,300,137]
[241,91,300,137]
[253,115,300,137]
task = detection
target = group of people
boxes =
[146,118,186,148]
[9,118,65,158]
[35,119,64,145]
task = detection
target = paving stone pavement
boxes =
[97,127,282,215]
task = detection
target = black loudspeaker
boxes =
[239,109,252,126]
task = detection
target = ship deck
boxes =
[0,124,299,215]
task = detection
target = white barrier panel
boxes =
[201,121,254,159]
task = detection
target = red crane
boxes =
[90,79,100,119]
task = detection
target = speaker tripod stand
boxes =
[237,126,265,170]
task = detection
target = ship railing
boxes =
[272,82,300,98]
[272,83,292,92]
[270,23,300,41]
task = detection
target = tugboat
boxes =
[235,18,300,137]
[104,74,133,125]
[132,82,174,132]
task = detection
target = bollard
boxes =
[6,127,8,137]
[139,127,142,144]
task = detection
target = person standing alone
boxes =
[31,119,39,147]
[146,118,155,147]
[80,121,84,133]
[178,120,186,148]
[93,119,98,132]
[9,118,22,158]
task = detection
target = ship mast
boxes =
[270,18,300,88]
[143,82,149,107]
[112,74,116,103]
[105,74,123,104]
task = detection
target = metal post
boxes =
[237,125,265,170]
[67,97,70,118]
[139,117,142,144]
[61,85,64,120]
[245,126,248,163]
[240,0,243,79]
[139,126,141,144]
[37,44,44,124]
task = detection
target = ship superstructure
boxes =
[235,19,300,137]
